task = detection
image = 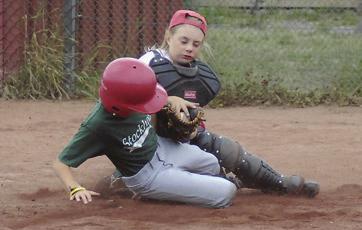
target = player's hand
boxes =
[167,96,199,118]
[70,188,100,204]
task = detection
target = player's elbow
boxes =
[52,158,68,174]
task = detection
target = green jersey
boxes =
[58,101,157,176]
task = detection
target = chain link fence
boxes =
[1,0,361,102]
[0,0,183,89]
[190,0,362,101]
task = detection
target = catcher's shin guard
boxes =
[191,131,319,196]
[235,151,304,194]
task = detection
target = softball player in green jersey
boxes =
[53,58,237,208]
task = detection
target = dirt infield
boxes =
[0,100,361,230]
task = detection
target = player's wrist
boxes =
[69,186,86,198]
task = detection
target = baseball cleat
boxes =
[301,180,320,198]
[283,176,319,198]
[284,175,305,194]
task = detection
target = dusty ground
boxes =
[0,100,361,230]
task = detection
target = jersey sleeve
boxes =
[139,49,171,65]
[58,125,105,168]
[138,51,156,65]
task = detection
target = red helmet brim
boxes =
[127,83,168,114]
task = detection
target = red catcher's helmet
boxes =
[99,58,168,117]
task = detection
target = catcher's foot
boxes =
[283,176,319,198]
[283,175,305,194]
[94,175,129,198]
[300,180,320,198]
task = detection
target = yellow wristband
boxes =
[70,186,86,197]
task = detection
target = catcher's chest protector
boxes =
[149,52,221,107]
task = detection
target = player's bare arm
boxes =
[53,159,100,204]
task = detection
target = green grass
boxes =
[199,7,359,28]
[198,7,362,106]
[0,3,109,100]
[2,6,361,107]
[2,30,69,100]
[1,29,106,100]
[209,29,361,89]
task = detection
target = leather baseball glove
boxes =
[156,104,205,142]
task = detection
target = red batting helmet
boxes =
[99,58,168,117]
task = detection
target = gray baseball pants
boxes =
[122,136,237,208]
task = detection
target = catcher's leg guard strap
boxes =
[236,152,286,192]
[191,131,291,193]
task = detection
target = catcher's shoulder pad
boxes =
[149,52,220,107]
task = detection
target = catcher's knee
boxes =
[191,131,244,172]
